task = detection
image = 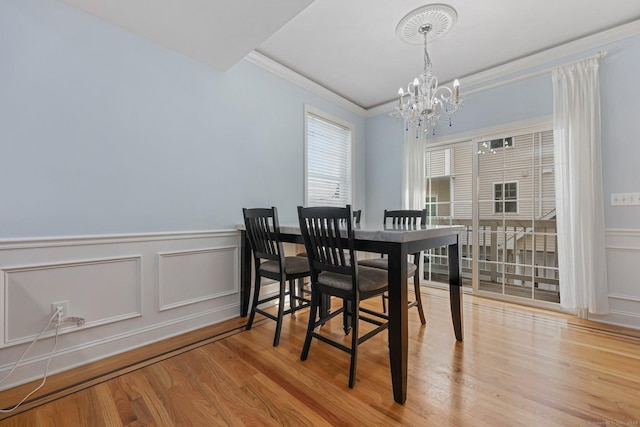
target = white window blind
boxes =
[305,109,353,207]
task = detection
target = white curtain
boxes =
[402,129,426,210]
[552,57,609,316]
[402,128,427,280]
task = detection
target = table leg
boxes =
[387,243,409,404]
[240,230,251,317]
[448,237,464,341]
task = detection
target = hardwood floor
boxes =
[2,287,640,426]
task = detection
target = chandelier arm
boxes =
[434,86,453,99]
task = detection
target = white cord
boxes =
[0,309,62,413]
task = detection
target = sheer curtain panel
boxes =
[402,130,426,210]
[552,57,609,316]
[402,129,427,280]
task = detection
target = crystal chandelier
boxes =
[393,5,464,136]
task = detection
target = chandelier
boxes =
[393,4,464,136]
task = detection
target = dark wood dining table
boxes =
[238,222,464,404]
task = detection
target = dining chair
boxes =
[243,207,311,347]
[296,209,361,256]
[357,209,427,325]
[297,209,362,333]
[297,205,388,388]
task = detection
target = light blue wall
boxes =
[0,0,365,238]
[363,115,404,223]
[2,0,638,238]
[365,33,640,229]
[599,34,640,228]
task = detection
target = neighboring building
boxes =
[424,130,559,301]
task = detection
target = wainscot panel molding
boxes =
[158,246,238,311]
[0,230,241,391]
[2,256,142,345]
[595,228,640,329]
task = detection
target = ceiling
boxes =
[58,0,315,70]
[60,0,640,110]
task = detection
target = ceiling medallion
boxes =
[392,4,464,137]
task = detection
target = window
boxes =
[426,195,438,216]
[305,106,353,207]
[494,182,518,213]
[490,137,513,150]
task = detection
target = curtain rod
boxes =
[463,51,607,96]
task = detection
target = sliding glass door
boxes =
[424,127,560,306]
[424,143,473,289]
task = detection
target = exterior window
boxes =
[494,182,518,213]
[426,195,438,216]
[490,137,513,150]
[305,106,353,207]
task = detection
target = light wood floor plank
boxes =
[2,288,640,426]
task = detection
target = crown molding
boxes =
[366,19,640,118]
[244,51,366,117]
[245,20,640,119]
[462,19,640,89]
[366,101,397,118]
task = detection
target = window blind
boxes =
[306,112,352,207]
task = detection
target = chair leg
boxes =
[381,294,387,313]
[348,298,359,388]
[298,278,306,300]
[289,279,297,315]
[246,272,261,331]
[273,278,287,347]
[301,290,320,361]
[343,300,352,335]
[413,272,426,325]
[319,294,331,326]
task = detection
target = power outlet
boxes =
[51,300,69,318]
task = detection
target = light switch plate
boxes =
[611,192,640,206]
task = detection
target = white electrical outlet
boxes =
[51,300,69,318]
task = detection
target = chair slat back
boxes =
[383,209,427,229]
[297,206,355,276]
[338,209,361,227]
[353,209,362,225]
[243,207,282,262]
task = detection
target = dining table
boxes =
[238,221,465,404]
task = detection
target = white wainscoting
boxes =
[0,230,241,390]
[158,247,238,311]
[590,229,640,329]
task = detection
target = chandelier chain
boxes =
[423,31,431,73]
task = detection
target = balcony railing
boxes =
[424,218,560,303]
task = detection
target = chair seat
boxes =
[358,258,417,276]
[260,256,310,275]
[318,266,387,293]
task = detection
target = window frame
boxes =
[494,181,519,214]
[426,195,438,217]
[490,137,514,150]
[303,105,355,207]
